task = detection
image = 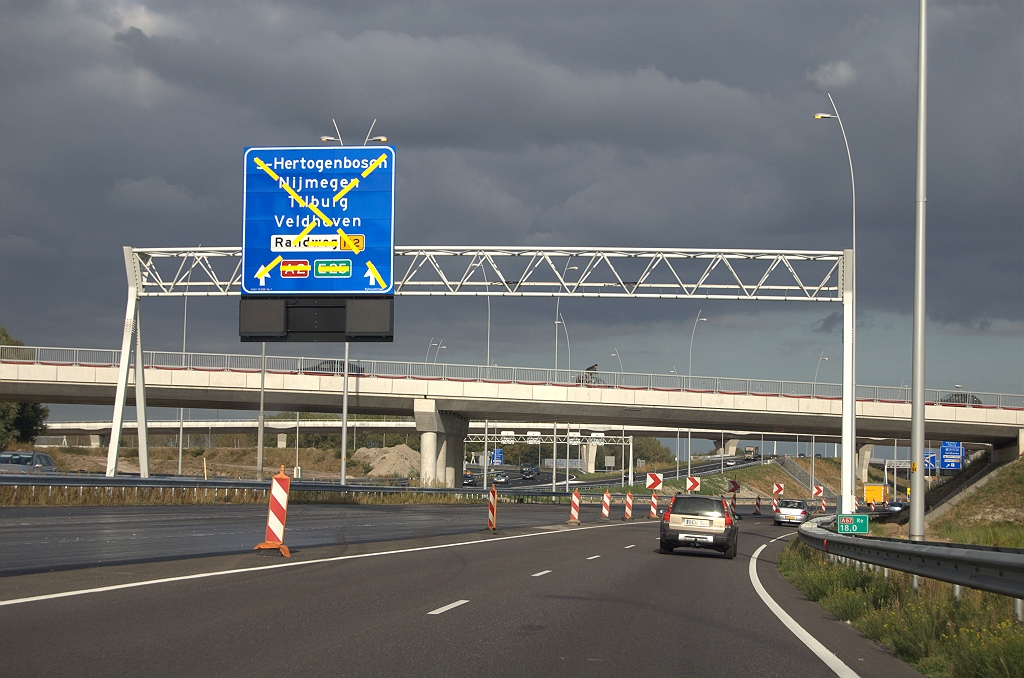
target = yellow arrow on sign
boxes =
[364,260,387,289]
[255,256,284,285]
[361,153,389,179]
[332,177,359,203]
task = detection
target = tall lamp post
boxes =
[553,263,578,369]
[688,311,706,378]
[814,94,857,515]
[319,119,387,486]
[611,348,624,372]
[811,352,828,493]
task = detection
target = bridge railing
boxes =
[3,345,1022,410]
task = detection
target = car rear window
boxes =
[670,496,723,517]
[779,500,805,509]
[0,453,33,465]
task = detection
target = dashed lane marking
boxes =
[624,545,635,549]
[586,555,601,560]
[428,600,469,615]
[532,570,552,577]
[1,521,643,607]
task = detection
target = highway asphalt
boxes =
[0,503,584,575]
[0,506,920,677]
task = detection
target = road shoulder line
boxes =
[749,542,860,678]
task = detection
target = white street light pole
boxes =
[813,352,829,397]
[553,263,577,369]
[425,338,436,363]
[909,0,929,544]
[558,314,570,370]
[611,348,624,372]
[432,342,446,363]
[688,310,706,377]
[340,341,349,484]
[256,341,266,481]
[815,94,857,515]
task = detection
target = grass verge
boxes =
[777,539,1024,677]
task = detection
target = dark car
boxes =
[887,501,909,513]
[0,452,59,474]
[462,473,476,487]
[940,392,983,405]
[300,359,365,376]
[659,494,739,559]
[521,469,537,480]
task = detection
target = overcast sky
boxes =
[2,0,1022,420]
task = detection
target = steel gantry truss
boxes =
[126,246,843,301]
[107,244,855,514]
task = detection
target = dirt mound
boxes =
[351,444,419,477]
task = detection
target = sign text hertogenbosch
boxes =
[241,147,395,295]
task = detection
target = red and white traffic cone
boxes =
[255,466,292,557]
[487,484,497,531]
[566,489,581,525]
[622,492,634,520]
[600,490,611,521]
[754,496,762,515]
[647,492,658,519]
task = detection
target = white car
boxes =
[774,499,810,526]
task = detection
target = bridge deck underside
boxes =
[3,369,1020,446]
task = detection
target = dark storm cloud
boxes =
[0,0,1020,369]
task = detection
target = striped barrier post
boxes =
[622,492,633,521]
[566,489,581,525]
[600,490,611,521]
[869,500,876,512]
[487,484,497,531]
[254,466,292,557]
[772,496,779,512]
[731,493,737,514]
[754,496,761,515]
[647,492,658,519]
[821,496,827,514]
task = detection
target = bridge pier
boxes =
[858,444,874,483]
[414,399,468,488]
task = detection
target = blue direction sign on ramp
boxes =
[242,146,395,295]
[940,441,964,470]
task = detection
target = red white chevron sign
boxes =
[646,473,663,490]
[686,476,700,492]
[773,483,785,495]
[813,485,824,498]
[726,480,740,493]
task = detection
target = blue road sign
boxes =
[491,448,503,466]
[940,441,963,470]
[241,146,395,295]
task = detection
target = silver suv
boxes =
[659,495,739,559]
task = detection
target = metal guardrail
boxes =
[798,515,1024,599]
[4,345,1022,409]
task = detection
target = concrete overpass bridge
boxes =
[5,345,1022,455]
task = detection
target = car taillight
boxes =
[722,500,733,526]
[800,510,807,516]
[662,498,674,522]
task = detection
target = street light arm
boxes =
[827,93,856,252]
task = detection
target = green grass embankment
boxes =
[778,540,1024,677]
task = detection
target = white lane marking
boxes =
[771,532,797,544]
[428,599,469,615]
[624,545,635,549]
[586,555,601,560]
[749,543,860,678]
[532,570,552,577]
[1,522,641,607]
